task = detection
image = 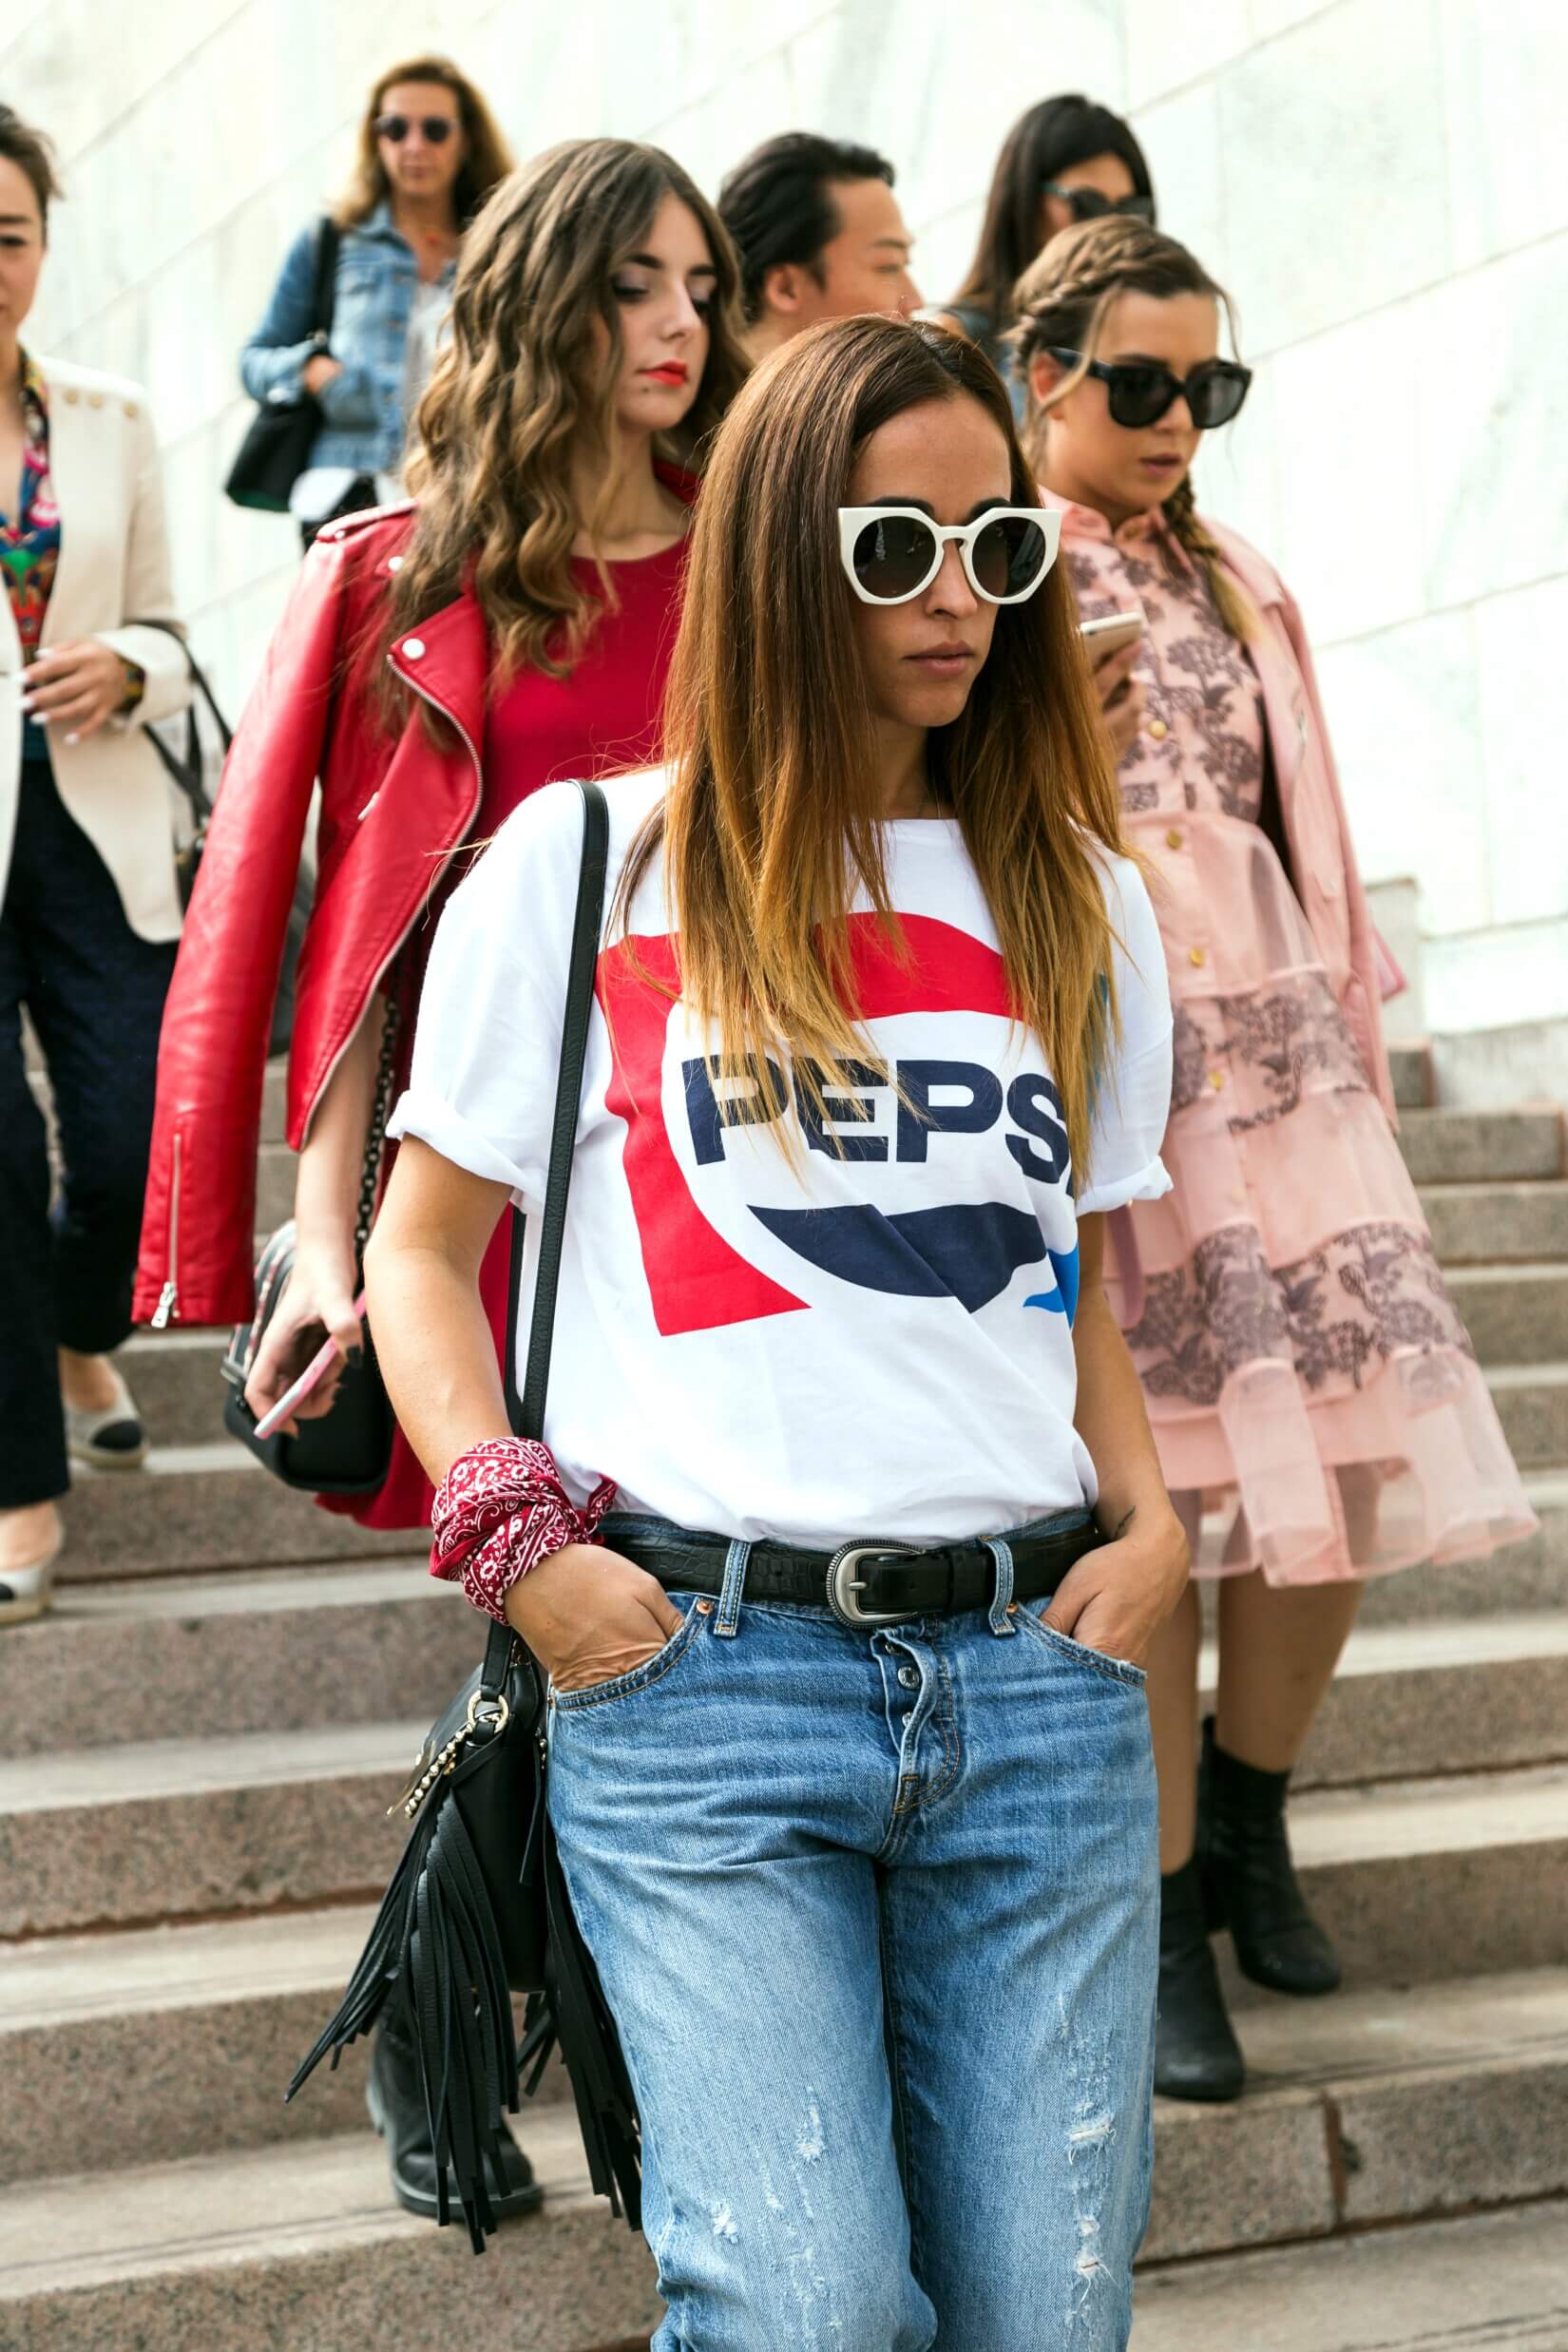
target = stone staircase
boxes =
[3,1047,1566,2349]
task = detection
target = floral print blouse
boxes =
[2,354,60,662]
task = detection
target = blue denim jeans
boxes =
[546,1510,1159,2350]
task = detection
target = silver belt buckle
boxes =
[826,1542,923,1628]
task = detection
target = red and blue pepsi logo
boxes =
[598,911,1080,1337]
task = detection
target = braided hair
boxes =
[1011,217,1253,641]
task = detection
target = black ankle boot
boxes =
[1197,1715,1341,1997]
[367,2007,544,2223]
[1156,1857,1245,2102]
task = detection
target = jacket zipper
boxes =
[150,1128,183,1328]
[301,654,481,1139]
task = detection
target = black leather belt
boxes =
[611,1523,1102,1629]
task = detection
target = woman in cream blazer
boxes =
[0,105,191,1620]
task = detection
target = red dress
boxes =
[320,515,692,1529]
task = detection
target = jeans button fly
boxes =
[898,1666,919,1690]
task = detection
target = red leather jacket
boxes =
[133,505,488,1326]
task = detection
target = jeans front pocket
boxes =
[1015,1601,1148,1691]
[548,1593,707,1717]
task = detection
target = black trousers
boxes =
[0,754,176,1506]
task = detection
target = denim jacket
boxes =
[240,203,455,476]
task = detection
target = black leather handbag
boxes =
[286,782,641,2253]
[138,616,311,1056]
[219,995,400,1493]
[223,217,340,512]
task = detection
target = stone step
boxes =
[1444,1262,1568,1367]
[1488,1360,1568,1468]
[2,1972,1563,2342]
[1225,1762,1568,2012]
[0,2109,662,2352]
[1146,1965,1568,2262]
[0,1563,463,1759]
[1388,1040,1431,1112]
[1338,1469,1568,1626]
[1419,1179,1568,1265]
[262,1058,286,1147]
[1399,1105,1563,1186]
[55,1443,408,1583]
[2,1687,1564,1965]
[0,1719,420,1936]
[1204,1612,1568,1792]
[1135,2201,1568,2350]
[257,1140,296,1232]
[0,1904,565,2185]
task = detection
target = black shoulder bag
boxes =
[285,781,640,2253]
[136,614,311,1055]
[219,995,399,1493]
[224,217,341,513]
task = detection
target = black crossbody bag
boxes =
[224,217,341,512]
[285,782,640,2253]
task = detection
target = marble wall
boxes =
[6,0,1565,1047]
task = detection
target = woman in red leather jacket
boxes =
[135,137,746,1530]
[132,136,746,2232]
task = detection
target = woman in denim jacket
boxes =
[241,53,510,545]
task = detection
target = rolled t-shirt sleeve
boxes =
[1077,852,1175,1217]
[388,782,584,1201]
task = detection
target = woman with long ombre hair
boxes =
[135,137,747,2228]
[366,316,1188,2347]
[1013,217,1536,2106]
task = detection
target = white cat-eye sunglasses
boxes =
[837,505,1061,606]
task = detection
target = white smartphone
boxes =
[1080,609,1146,660]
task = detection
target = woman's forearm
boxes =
[1073,1287,1177,1541]
[363,1139,516,1487]
[364,1236,511,1485]
[1071,1215,1180,1544]
[293,996,385,1253]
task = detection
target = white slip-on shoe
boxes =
[0,1525,63,1625]
[64,1362,148,1471]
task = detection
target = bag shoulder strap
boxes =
[311,216,341,347]
[126,618,234,821]
[482,780,608,1697]
[502,780,610,1444]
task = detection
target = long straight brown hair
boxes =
[618,316,1131,1186]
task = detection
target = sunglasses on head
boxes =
[374,113,455,144]
[1042,183,1156,225]
[1046,347,1252,431]
[837,507,1061,606]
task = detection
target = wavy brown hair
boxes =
[334,55,512,231]
[1014,217,1253,641]
[617,317,1130,1186]
[384,140,749,693]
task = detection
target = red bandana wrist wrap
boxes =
[430,1437,618,1626]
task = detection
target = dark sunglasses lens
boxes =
[375,115,410,141]
[852,515,937,601]
[1117,194,1157,222]
[1189,368,1250,428]
[422,118,454,143]
[972,516,1049,600]
[1107,367,1176,428]
[1067,188,1114,221]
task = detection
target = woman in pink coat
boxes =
[1015,217,1535,2101]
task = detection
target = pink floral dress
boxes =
[1062,499,1535,1585]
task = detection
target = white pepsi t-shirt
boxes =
[390,771,1174,1545]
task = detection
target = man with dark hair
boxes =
[717,131,922,357]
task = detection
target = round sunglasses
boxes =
[838,507,1061,606]
[374,113,456,144]
[1042,183,1157,226]
[1046,347,1252,431]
